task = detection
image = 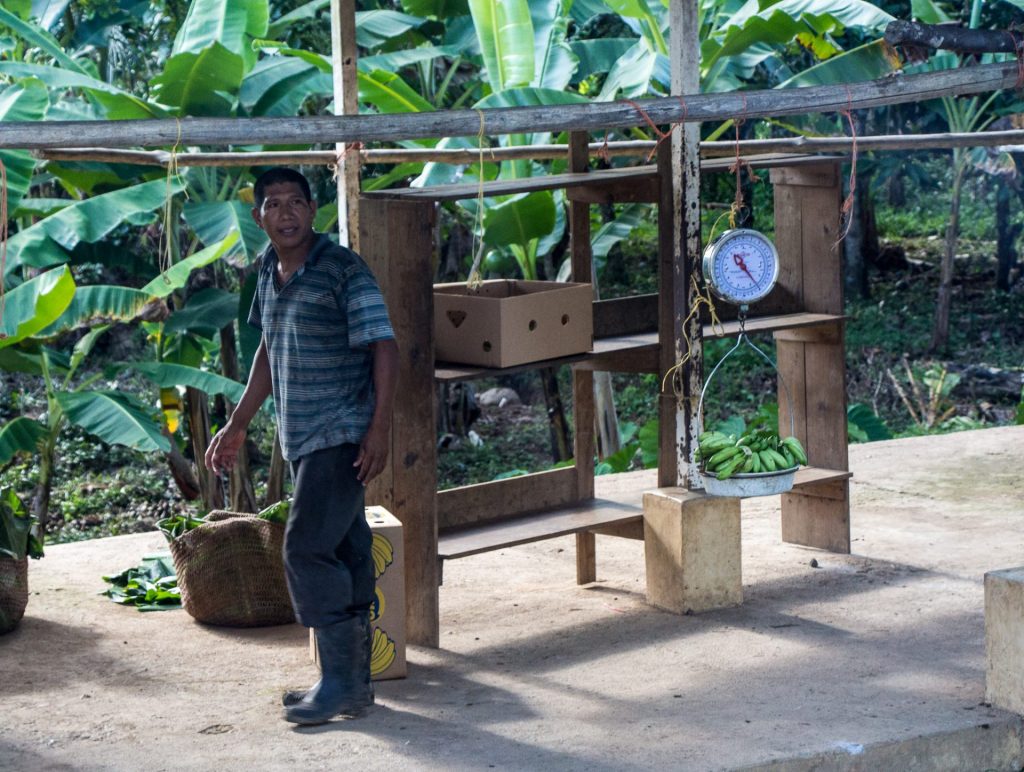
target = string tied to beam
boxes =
[328,140,365,182]
[834,86,859,251]
[624,99,674,162]
[465,109,491,291]
[727,94,761,230]
[157,117,186,284]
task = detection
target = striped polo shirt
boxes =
[248,234,395,461]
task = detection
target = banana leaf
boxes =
[162,288,240,338]
[36,285,152,338]
[267,0,329,38]
[0,487,41,561]
[172,0,268,71]
[240,56,332,117]
[4,178,186,279]
[358,70,435,114]
[355,10,429,49]
[359,46,464,73]
[468,0,535,91]
[0,417,46,466]
[118,361,245,404]
[55,391,169,453]
[0,265,76,349]
[184,202,266,262]
[150,44,244,116]
[0,6,88,74]
[705,0,893,71]
[140,233,240,299]
[0,79,48,213]
[400,0,469,19]
[0,62,166,119]
[482,191,556,250]
[531,0,577,90]
[779,39,899,89]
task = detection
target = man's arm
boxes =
[354,338,399,484]
[205,336,273,472]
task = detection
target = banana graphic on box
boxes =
[370,627,396,676]
[371,532,394,579]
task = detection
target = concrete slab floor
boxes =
[1,426,1022,771]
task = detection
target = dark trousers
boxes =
[285,443,374,628]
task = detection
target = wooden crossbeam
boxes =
[1,62,1019,150]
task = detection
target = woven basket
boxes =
[169,510,295,627]
[0,556,29,634]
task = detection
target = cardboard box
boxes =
[434,280,593,368]
[311,506,406,680]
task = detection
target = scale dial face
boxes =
[702,228,780,305]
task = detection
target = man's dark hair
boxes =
[253,167,312,208]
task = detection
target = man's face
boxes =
[252,181,317,253]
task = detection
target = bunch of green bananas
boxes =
[695,429,807,480]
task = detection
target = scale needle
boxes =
[733,253,759,287]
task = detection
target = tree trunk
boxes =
[930,157,967,352]
[266,430,286,506]
[219,324,258,513]
[165,433,200,500]
[539,367,572,463]
[186,387,224,510]
[593,372,622,458]
[31,431,57,536]
[995,180,1018,292]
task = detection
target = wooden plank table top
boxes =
[437,467,850,560]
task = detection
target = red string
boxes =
[727,94,759,225]
[624,99,673,162]
[597,131,612,165]
[835,86,858,250]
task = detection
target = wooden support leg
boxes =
[776,324,851,554]
[360,196,439,648]
[642,488,742,614]
[985,567,1024,714]
[576,532,596,585]
[780,483,850,554]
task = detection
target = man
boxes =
[205,167,399,726]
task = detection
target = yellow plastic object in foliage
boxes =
[159,387,182,433]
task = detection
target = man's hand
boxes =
[205,424,246,473]
[354,421,389,485]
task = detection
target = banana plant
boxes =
[0,235,242,528]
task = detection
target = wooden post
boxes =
[330,0,360,251]
[569,131,597,584]
[665,0,702,490]
[770,162,851,553]
[360,196,439,647]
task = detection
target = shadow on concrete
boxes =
[0,617,164,697]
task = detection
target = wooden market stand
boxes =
[360,141,853,647]
[4,24,1021,649]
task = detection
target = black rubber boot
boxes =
[284,617,364,725]
[282,613,374,718]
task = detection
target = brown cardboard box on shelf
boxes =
[433,279,593,368]
[311,506,406,680]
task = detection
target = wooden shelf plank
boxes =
[364,166,660,202]
[437,466,849,561]
[435,312,844,381]
[438,498,644,560]
[364,155,842,203]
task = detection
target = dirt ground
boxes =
[2,426,1023,771]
